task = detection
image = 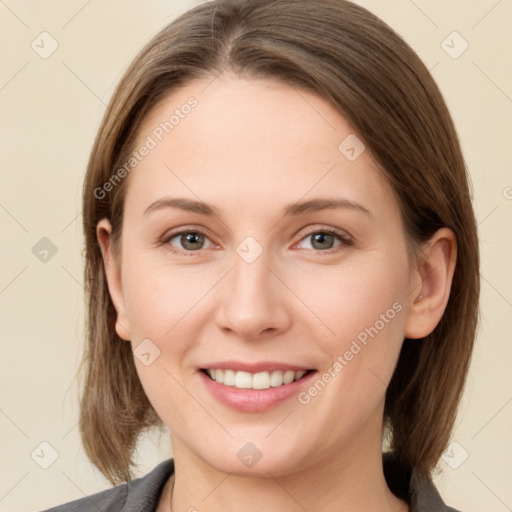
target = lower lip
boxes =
[198,370,317,413]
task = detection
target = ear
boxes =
[404,227,457,339]
[96,218,131,341]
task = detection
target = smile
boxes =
[199,364,318,412]
[203,368,311,389]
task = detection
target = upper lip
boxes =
[200,361,315,373]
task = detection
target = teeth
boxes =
[235,371,253,389]
[283,370,295,384]
[223,369,235,386]
[206,369,308,389]
[270,370,284,387]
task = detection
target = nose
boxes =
[215,248,292,341]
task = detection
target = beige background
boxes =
[1,1,511,511]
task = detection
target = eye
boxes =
[163,229,214,253]
[295,228,352,253]
[161,227,352,255]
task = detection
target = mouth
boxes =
[200,368,315,390]
[198,363,318,412]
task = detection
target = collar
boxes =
[122,454,459,511]
[383,452,460,511]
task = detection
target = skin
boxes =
[97,73,456,512]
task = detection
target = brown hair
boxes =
[79,0,479,485]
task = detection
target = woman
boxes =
[42,0,479,510]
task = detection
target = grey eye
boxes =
[298,231,344,251]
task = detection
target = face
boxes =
[99,74,423,477]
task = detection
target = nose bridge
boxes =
[215,237,290,338]
[232,240,271,298]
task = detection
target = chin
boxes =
[195,437,310,478]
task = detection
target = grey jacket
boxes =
[40,454,461,511]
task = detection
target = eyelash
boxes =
[159,226,353,256]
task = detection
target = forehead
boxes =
[138,74,345,154]
[125,74,398,222]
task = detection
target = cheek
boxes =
[120,256,205,425]
[121,252,214,338]
[299,252,410,412]
[297,257,409,353]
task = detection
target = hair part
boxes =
[80,0,479,485]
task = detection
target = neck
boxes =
[165,433,408,512]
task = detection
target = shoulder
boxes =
[39,458,174,512]
[383,452,463,512]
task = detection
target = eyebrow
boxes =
[143,196,372,218]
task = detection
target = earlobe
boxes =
[96,218,131,341]
[404,228,457,339]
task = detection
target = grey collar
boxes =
[122,455,460,512]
